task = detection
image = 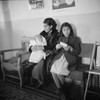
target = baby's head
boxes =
[35,35,43,42]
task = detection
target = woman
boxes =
[50,22,81,94]
[30,17,60,88]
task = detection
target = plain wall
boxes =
[0,0,100,50]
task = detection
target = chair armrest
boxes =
[0,48,23,62]
[0,48,22,53]
[17,52,30,66]
[17,51,30,57]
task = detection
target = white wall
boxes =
[0,0,100,50]
[0,0,100,21]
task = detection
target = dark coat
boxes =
[40,29,60,53]
[51,35,81,71]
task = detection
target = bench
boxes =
[65,41,99,100]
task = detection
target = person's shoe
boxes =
[60,93,66,100]
[55,88,67,100]
[35,82,44,89]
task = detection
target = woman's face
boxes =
[62,26,70,37]
[43,23,52,33]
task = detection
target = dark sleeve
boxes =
[57,36,62,44]
[29,46,32,53]
[39,31,47,50]
[49,32,60,50]
[68,38,81,56]
[40,31,45,37]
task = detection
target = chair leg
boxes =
[18,67,23,88]
[20,77,23,87]
[83,73,91,100]
[80,81,84,100]
[1,64,5,82]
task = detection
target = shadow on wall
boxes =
[71,23,77,36]
[55,19,61,32]
[1,0,14,49]
[71,23,82,43]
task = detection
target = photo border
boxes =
[52,0,76,11]
[28,0,44,10]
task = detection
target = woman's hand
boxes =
[56,44,62,50]
[46,50,52,55]
[31,46,37,51]
[63,45,73,51]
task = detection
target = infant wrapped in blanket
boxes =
[29,34,47,63]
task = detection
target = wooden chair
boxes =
[0,48,24,87]
[83,41,100,100]
[65,41,98,100]
[0,38,31,87]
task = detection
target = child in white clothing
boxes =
[29,34,47,63]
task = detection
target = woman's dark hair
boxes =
[60,22,74,37]
[43,18,57,29]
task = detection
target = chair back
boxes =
[79,43,97,67]
[21,41,30,52]
[79,43,94,58]
[21,36,34,52]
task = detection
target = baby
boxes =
[29,34,47,63]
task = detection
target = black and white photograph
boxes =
[52,0,75,10]
[0,0,100,100]
[28,0,44,9]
